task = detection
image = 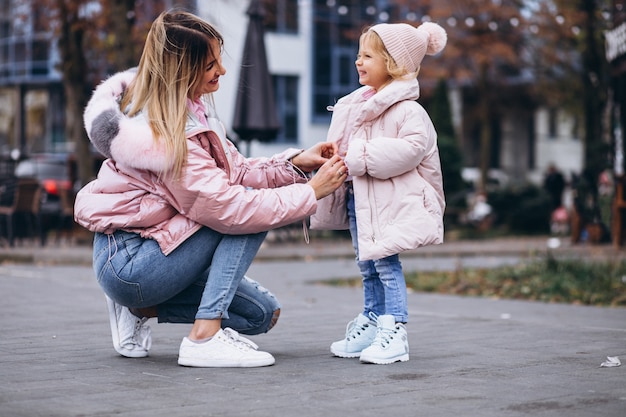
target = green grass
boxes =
[324,256,626,307]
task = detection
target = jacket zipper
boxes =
[363,122,378,244]
[368,175,378,244]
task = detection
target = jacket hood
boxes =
[84,69,200,173]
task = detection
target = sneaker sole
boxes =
[330,348,363,358]
[178,356,275,368]
[106,297,149,358]
[359,353,409,365]
[114,345,150,358]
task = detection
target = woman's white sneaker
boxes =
[178,328,275,368]
[359,315,409,364]
[106,296,152,358]
[330,313,377,358]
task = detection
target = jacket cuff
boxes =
[285,148,305,161]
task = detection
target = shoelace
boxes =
[132,317,152,350]
[344,313,377,340]
[371,325,398,349]
[223,328,258,350]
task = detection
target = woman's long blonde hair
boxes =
[120,11,223,178]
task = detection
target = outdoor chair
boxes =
[0,178,44,246]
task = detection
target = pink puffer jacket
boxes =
[310,78,445,261]
[75,69,317,255]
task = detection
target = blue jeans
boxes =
[346,184,408,323]
[93,228,280,335]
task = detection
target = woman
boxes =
[74,10,348,368]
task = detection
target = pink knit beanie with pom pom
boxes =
[370,21,447,73]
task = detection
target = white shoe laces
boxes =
[223,328,258,350]
[371,325,398,349]
[370,314,402,349]
[132,317,152,350]
[345,313,376,341]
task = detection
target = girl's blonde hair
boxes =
[360,29,418,82]
[120,11,223,178]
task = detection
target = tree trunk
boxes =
[478,62,492,193]
[108,0,137,71]
[55,0,93,188]
[581,0,607,181]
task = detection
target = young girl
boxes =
[311,22,447,364]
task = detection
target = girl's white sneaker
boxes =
[359,314,409,364]
[330,313,377,358]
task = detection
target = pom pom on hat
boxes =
[418,22,447,56]
[371,21,447,73]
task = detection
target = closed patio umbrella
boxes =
[232,0,280,155]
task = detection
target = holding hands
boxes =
[291,141,347,200]
[308,154,348,200]
[291,141,338,172]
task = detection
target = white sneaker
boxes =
[359,315,409,364]
[178,328,275,368]
[330,313,377,358]
[106,296,152,358]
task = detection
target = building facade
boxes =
[0,0,585,188]
[204,0,583,187]
[0,0,64,158]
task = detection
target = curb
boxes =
[0,236,621,266]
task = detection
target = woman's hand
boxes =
[307,154,348,200]
[291,142,338,173]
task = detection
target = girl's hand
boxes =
[291,142,338,173]
[307,154,348,200]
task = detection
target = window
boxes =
[0,20,9,38]
[548,108,557,139]
[0,0,8,19]
[312,0,378,121]
[32,39,49,76]
[273,75,299,144]
[263,0,298,34]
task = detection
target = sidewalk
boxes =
[0,236,625,417]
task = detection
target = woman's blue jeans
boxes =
[93,228,280,335]
[346,184,408,323]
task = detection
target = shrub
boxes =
[488,185,551,234]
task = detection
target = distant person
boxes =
[74,11,347,368]
[311,22,447,364]
[543,163,566,209]
[466,192,493,229]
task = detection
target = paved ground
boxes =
[0,235,625,417]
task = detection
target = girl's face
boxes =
[355,37,390,91]
[194,39,226,98]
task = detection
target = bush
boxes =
[403,255,626,307]
[487,185,551,234]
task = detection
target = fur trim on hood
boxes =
[83,69,172,173]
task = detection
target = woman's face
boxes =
[355,36,390,91]
[194,39,226,98]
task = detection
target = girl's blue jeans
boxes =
[346,184,408,323]
[92,228,280,335]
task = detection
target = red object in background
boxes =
[42,179,72,196]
